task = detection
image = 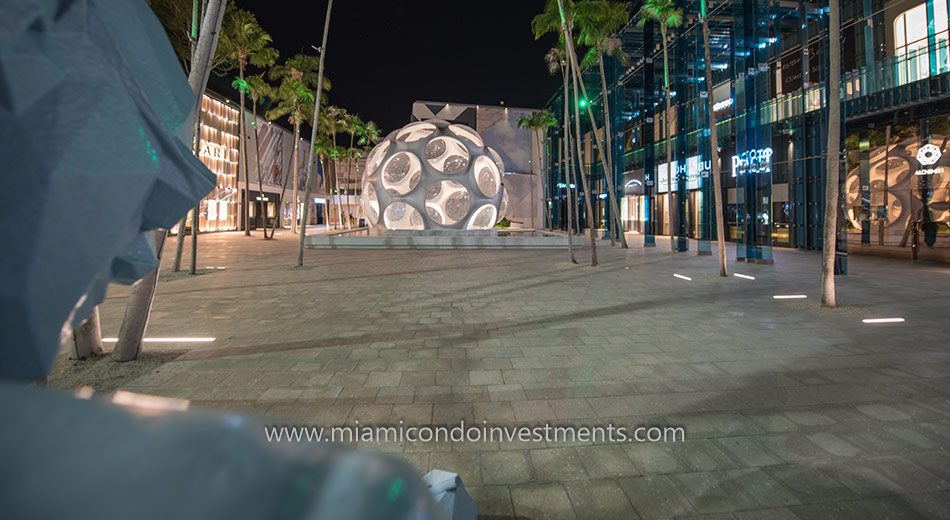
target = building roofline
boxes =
[412,100,542,112]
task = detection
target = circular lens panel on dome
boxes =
[380,152,422,195]
[364,141,390,178]
[395,122,436,143]
[466,204,497,230]
[383,201,425,230]
[362,182,379,225]
[425,137,469,175]
[425,180,471,226]
[449,124,484,147]
[473,156,500,197]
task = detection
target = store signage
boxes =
[731,147,773,177]
[916,144,944,175]
[712,98,734,112]
[657,157,707,193]
[200,141,229,161]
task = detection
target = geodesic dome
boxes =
[361,119,508,230]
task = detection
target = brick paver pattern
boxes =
[98,232,950,519]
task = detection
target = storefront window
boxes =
[894,1,950,84]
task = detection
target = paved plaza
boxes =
[95,231,950,519]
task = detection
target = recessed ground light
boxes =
[673,274,692,281]
[862,318,905,324]
[112,391,190,412]
[733,273,755,280]
[772,294,807,299]
[101,337,216,343]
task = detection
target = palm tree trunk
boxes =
[553,3,596,265]
[569,58,598,267]
[528,129,541,231]
[291,123,300,234]
[173,115,201,271]
[113,230,167,362]
[662,31,676,252]
[596,52,628,249]
[346,134,355,229]
[562,63,577,263]
[702,15,727,277]
[268,137,295,239]
[189,201,199,275]
[297,0,333,267]
[68,307,103,360]
[112,0,227,362]
[821,0,841,307]
[252,101,267,235]
[240,65,250,236]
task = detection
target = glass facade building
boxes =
[546,0,950,264]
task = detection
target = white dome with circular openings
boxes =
[359,119,506,231]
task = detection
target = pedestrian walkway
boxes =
[95,231,950,519]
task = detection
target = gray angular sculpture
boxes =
[0,3,446,520]
[0,0,216,380]
[362,119,509,230]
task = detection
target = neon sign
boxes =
[731,147,773,177]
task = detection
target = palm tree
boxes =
[343,113,366,229]
[822,0,842,307]
[552,0,600,266]
[576,0,631,248]
[217,9,278,237]
[268,53,328,233]
[699,0,727,276]
[243,74,274,237]
[324,105,349,229]
[518,111,557,230]
[357,120,381,226]
[544,46,578,260]
[531,0,577,264]
[638,0,683,252]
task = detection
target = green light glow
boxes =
[579,98,588,108]
[386,478,405,502]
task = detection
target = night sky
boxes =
[236,0,559,133]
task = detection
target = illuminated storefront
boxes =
[196,94,240,232]
[546,0,950,263]
[172,92,316,234]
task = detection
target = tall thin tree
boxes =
[535,1,588,263]
[821,0,841,307]
[638,0,683,252]
[545,46,577,260]
[297,0,334,268]
[556,0,600,266]
[113,0,228,362]
[576,0,631,248]
[268,53,328,233]
[700,0,727,276]
[243,74,273,236]
[218,9,278,237]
